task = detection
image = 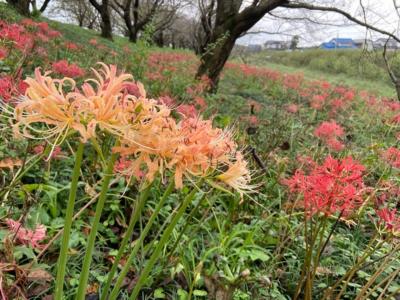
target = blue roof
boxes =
[330,38,354,43]
[320,38,357,49]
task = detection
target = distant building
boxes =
[264,40,290,50]
[353,39,374,50]
[373,38,399,50]
[320,38,357,49]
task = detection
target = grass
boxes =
[242,49,399,98]
[2,3,400,300]
[247,60,396,97]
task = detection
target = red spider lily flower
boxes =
[285,103,299,114]
[195,96,207,110]
[0,75,27,102]
[177,104,197,118]
[314,121,345,151]
[158,95,176,107]
[124,82,142,98]
[52,60,85,78]
[0,76,13,101]
[0,22,34,51]
[326,138,345,151]
[310,94,327,110]
[283,156,365,217]
[390,114,400,124]
[376,208,400,233]
[283,73,304,90]
[0,47,8,60]
[382,147,400,168]
[89,39,98,46]
[6,219,46,249]
[33,144,62,159]
[35,46,48,58]
[64,42,79,51]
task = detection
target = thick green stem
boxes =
[75,148,119,300]
[54,142,85,300]
[129,184,202,300]
[107,180,175,300]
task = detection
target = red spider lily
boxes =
[124,82,142,98]
[285,103,299,114]
[310,94,327,110]
[194,96,207,110]
[283,73,304,90]
[33,144,62,159]
[52,60,85,78]
[326,138,345,151]
[376,208,400,233]
[0,75,27,102]
[314,121,344,138]
[0,47,8,59]
[89,39,98,46]
[0,22,34,51]
[158,95,176,107]
[6,219,46,249]
[283,156,365,217]
[314,121,345,151]
[177,104,197,118]
[35,46,48,58]
[64,41,79,51]
[390,114,400,124]
[382,147,400,168]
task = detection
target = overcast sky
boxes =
[237,0,400,46]
[29,0,400,47]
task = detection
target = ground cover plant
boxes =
[1,3,400,300]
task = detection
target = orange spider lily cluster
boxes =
[1,63,254,196]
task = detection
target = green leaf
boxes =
[14,246,36,260]
[177,289,188,300]
[244,249,269,262]
[154,288,166,299]
[193,290,208,296]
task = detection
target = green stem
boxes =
[100,184,152,300]
[54,142,85,300]
[107,180,175,300]
[129,184,202,300]
[75,145,119,300]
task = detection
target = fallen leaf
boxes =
[27,269,53,282]
[0,158,22,171]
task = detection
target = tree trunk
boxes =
[196,29,236,91]
[395,81,400,101]
[128,29,138,42]
[88,0,113,40]
[100,9,113,40]
[7,0,30,16]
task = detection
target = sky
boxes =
[10,0,400,47]
[237,0,400,47]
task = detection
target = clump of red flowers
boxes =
[6,218,46,249]
[314,120,345,151]
[0,75,28,102]
[285,103,299,114]
[376,208,400,234]
[52,60,85,78]
[382,147,400,168]
[283,155,365,217]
